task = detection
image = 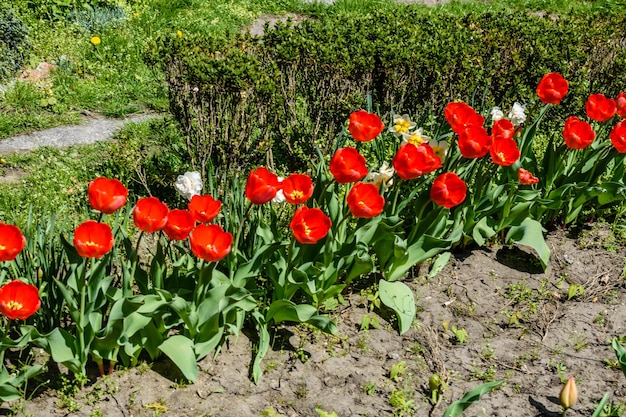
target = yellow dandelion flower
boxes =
[90,36,101,46]
[176,30,183,39]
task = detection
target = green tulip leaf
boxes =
[442,380,503,417]
[505,218,550,270]
[158,335,198,382]
[378,280,415,335]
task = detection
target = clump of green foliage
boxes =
[0,4,31,81]
[155,8,626,175]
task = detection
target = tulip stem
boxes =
[78,257,89,376]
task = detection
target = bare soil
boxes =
[6,225,626,417]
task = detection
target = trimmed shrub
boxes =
[0,5,31,81]
[153,9,626,175]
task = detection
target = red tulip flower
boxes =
[610,120,626,153]
[163,209,195,240]
[190,224,233,262]
[0,280,40,320]
[289,206,332,244]
[347,182,385,218]
[348,110,384,142]
[329,147,368,184]
[188,195,222,223]
[133,197,169,233]
[430,172,467,208]
[536,72,569,105]
[518,168,539,185]
[458,126,492,159]
[585,93,617,122]
[245,167,281,205]
[74,220,114,258]
[616,92,626,119]
[490,138,520,166]
[492,119,515,141]
[282,173,314,204]
[88,177,128,214]
[392,143,442,180]
[0,223,26,262]
[444,101,485,134]
[563,116,595,149]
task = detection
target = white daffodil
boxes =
[428,138,449,162]
[508,102,527,126]
[490,106,504,123]
[175,171,203,200]
[401,128,431,147]
[364,162,395,188]
[272,176,286,203]
[389,114,416,137]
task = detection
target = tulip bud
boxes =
[559,376,578,410]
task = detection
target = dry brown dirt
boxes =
[6,225,626,417]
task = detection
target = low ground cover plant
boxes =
[0,73,625,407]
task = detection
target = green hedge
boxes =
[0,4,30,81]
[153,8,626,175]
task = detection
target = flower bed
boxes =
[1,74,626,409]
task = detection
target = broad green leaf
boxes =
[378,280,415,334]
[472,217,495,247]
[612,338,626,380]
[442,380,503,417]
[266,300,317,324]
[44,328,81,374]
[0,384,21,402]
[251,311,270,384]
[505,218,550,270]
[429,252,451,279]
[158,335,198,382]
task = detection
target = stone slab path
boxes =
[0,113,158,154]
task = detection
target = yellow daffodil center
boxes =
[407,132,425,146]
[394,120,411,134]
[6,300,22,311]
[433,147,445,159]
[290,190,304,200]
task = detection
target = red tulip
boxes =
[289,206,332,244]
[610,120,626,153]
[458,126,492,159]
[444,102,485,134]
[492,119,515,141]
[563,116,595,149]
[392,143,441,180]
[163,209,195,240]
[88,177,128,214]
[0,223,26,262]
[329,147,368,184]
[536,72,568,105]
[518,168,539,185]
[490,138,520,166]
[282,173,314,204]
[348,110,384,142]
[585,93,616,122]
[245,167,281,205]
[347,182,385,218]
[133,197,169,233]
[189,224,233,262]
[0,280,40,320]
[73,220,114,258]
[188,195,222,223]
[430,172,467,208]
[616,92,626,119]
